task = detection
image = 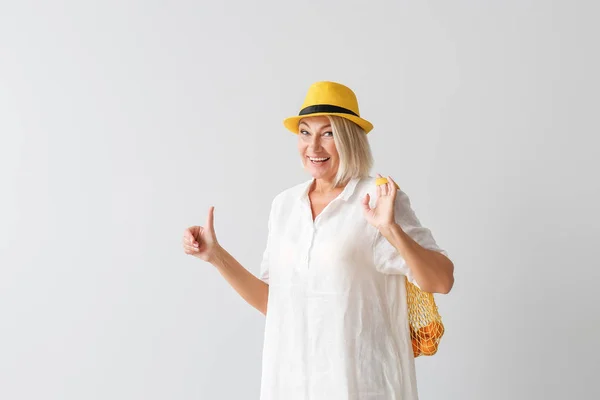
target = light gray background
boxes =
[1,1,599,399]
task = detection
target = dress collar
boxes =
[299,176,362,203]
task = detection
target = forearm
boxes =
[209,246,269,315]
[379,223,454,294]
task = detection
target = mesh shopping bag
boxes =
[406,277,444,357]
[375,176,445,357]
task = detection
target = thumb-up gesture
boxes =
[182,206,220,262]
[362,174,399,230]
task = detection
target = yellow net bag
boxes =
[375,176,445,358]
[406,277,444,357]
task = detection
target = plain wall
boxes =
[1,1,599,399]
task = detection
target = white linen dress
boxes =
[258,176,448,400]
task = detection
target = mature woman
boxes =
[182,81,454,400]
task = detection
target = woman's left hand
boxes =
[362,174,399,230]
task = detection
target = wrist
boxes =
[377,223,413,253]
[377,222,400,237]
[208,244,226,266]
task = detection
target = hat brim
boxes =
[283,112,373,134]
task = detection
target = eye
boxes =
[300,130,310,135]
[323,131,333,137]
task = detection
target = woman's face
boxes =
[297,116,339,181]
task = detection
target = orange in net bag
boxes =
[375,176,445,357]
[406,278,444,357]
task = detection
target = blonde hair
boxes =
[327,115,373,187]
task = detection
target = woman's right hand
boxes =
[182,206,221,262]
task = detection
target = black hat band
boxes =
[299,104,359,117]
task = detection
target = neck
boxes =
[312,177,342,195]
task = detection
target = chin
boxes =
[309,171,327,179]
[302,157,338,180]
[305,166,332,180]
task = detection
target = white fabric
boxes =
[259,176,448,400]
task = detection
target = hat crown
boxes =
[300,81,361,116]
[283,81,373,134]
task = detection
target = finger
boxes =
[376,181,382,198]
[388,175,400,191]
[381,181,389,197]
[184,231,199,247]
[362,193,371,212]
[185,229,195,242]
[387,177,398,203]
[206,206,216,236]
[184,237,199,247]
[386,181,394,195]
[183,244,198,254]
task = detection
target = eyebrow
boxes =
[299,122,332,130]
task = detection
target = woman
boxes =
[182,81,454,400]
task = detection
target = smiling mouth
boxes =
[307,156,331,164]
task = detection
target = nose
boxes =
[308,134,322,152]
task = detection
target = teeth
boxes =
[309,157,329,161]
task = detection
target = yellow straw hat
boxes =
[283,81,374,134]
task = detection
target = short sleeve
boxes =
[373,189,449,288]
[259,199,276,284]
